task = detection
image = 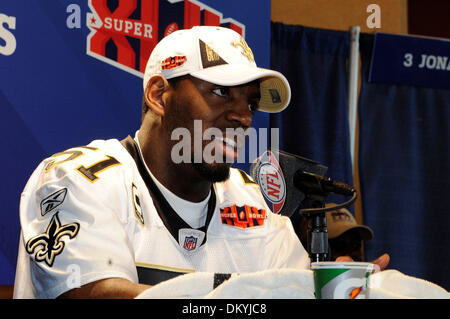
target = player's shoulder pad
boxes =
[38,139,127,185]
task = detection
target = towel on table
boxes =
[205,269,314,299]
[136,268,449,299]
[368,269,449,299]
[135,272,216,299]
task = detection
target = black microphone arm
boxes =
[295,170,358,216]
[294,170,355,197]
[295,171,358,263]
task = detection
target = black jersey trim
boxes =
[213,273,232,289]
[120,135,216,246]
[135,262,194,286]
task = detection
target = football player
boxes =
[14,26,308,298]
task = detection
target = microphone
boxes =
[250,149,356,262]
[294,171,355,197]
[250,149,356,216]
[250,149,328,217]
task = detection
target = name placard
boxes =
[369,33,450,90]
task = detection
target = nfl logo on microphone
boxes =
[183,236,198,251]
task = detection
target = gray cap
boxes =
[326,204,374,240]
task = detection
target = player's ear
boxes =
[144,75,169,116]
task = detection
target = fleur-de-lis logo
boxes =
[26,212,80,267]
[231,37,254,62]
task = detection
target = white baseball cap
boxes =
[143,26,291,113]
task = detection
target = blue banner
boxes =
[369,33,450,90]
[0,0,270,284]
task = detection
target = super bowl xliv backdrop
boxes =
[0,0,270,284]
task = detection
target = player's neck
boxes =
[137,127,212,203]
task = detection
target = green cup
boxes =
[311,262,374,299]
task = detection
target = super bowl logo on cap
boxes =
[161,56,187,70]
[254,151,286,214]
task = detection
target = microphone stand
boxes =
[302,193,329,262]
[297,176,358,263]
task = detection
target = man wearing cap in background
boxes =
[296,203,388,265]
[326,204,374,262]
[13,26,308,299]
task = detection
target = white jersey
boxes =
[14,136,309,298]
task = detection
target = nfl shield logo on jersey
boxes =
[178,228,205,253]
[184,236,197,251]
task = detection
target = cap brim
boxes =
[190,64,291,113]
[331,225,374,241]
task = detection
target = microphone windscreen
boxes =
[250,149,328,217]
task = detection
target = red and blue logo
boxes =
[86,0,245,77]
[183,235,198,251]
[253,150,286,214]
